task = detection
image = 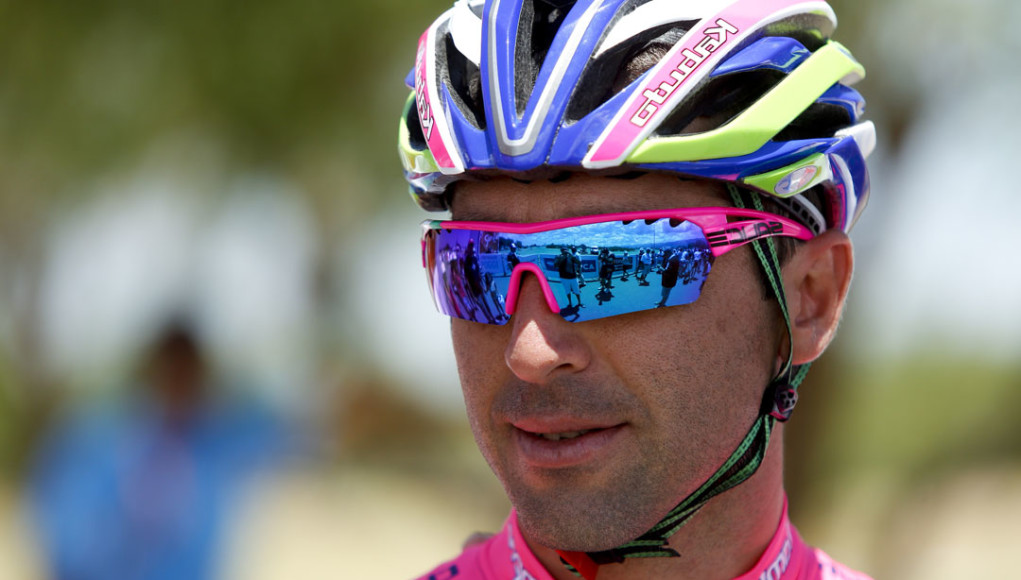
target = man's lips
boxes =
[510,419,627,469]
[511,417,620,435]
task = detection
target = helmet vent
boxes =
[515,0,574,116]
[441,30,487,130]
[404,99,428,151]
[762,14,835,51]
[566,23,694,124]
[653,70,785,137]
[774,102,851,142]
[468,0,485,18]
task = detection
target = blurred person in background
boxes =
[29,321,289,580]
[400,0,876,579]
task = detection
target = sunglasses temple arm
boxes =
[704,218,813,258]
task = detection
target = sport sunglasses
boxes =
[421,207,813,325]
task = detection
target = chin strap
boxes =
[557,185,810,580]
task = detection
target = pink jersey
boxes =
[413,502,871,580]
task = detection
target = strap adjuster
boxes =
[769,384,799,422]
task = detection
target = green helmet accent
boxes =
[741,152,831,199]
[626,42,864,164]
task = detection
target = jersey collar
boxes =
[502,498,807,580]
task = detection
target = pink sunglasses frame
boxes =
[421,207,813,319]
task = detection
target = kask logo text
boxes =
[415,42,435,141]
[630,19,740,128]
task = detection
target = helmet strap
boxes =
[556,185,810,580]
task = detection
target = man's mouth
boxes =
[511,423,625,468]
[534,429,598,441]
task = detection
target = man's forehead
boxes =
[450,173,729,222]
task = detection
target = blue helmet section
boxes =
[480,0,629,171]
[712,37,810,76]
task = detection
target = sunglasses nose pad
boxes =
[504,263,562,317]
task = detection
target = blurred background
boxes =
[0,0,1018,578]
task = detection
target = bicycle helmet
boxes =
[399,0,874,235]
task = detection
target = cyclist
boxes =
[399,0,876,578]
[554,246,584,309]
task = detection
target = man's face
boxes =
[449,173,782,552]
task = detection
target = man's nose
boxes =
[504,274,591,384]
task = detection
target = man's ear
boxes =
[783,229,854,366]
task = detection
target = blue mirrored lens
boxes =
[424,218,713,324]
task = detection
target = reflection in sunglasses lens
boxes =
[426,218,714,324]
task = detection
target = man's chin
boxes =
[513,497,659,553]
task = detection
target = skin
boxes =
[449,173,853,579]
